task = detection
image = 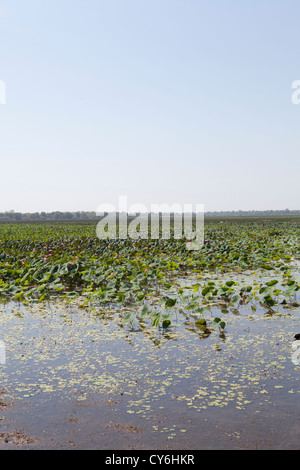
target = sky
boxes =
[0,0,299,213]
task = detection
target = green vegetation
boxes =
[0,218,299,334]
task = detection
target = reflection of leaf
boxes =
[260,264,273,270]
[194,307,207,315]
[140,305,150,318]
[211,317,226,331]
[230,307,240,315]
[164,297,176,308]
[185,299,199,310]
[202,287,210,296]
[283,285,298,297]
[123,312,134,324]
[263,295,275,307]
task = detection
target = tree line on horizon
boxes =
[0,209,299,221]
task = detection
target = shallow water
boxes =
[0,292,299,450]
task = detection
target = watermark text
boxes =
[96,197,204,250]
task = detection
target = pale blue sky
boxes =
[0,0,299,212]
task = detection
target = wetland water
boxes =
[0,294,299,450]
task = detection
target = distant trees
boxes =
[205,209,300,218]
[0,211,98,221]
[0,209,299,222]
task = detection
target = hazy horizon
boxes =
[1,207,300,215]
